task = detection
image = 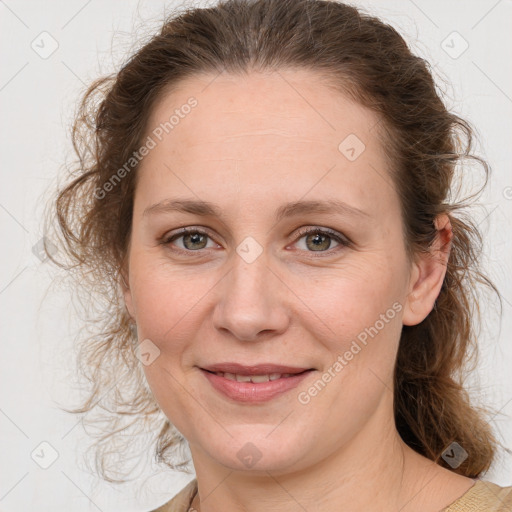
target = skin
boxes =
[122,69,475,511]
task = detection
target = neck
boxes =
[187,395,446,512]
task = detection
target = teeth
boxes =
[250,374,270,383]
[214,372,297,382]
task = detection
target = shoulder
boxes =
[150,479,198,512]
[147,478,512,512]
[442,479,512,511]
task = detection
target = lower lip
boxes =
[200,369,313,403]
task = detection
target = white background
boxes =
[0,0,511,510]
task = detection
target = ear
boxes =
[120,266,136,320]
[402,214,453,326]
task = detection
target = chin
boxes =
[200,430,312,475]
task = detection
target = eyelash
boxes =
[160,226,350,257]
[291,227,350,256]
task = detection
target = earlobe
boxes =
[120,270,135,320]
[402,214,453,326]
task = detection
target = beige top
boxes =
[151,478,512,511]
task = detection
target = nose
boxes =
[212,250,290,342]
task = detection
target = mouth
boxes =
[202,368,311,383]
[200,362,313,375]
[199,364,315,403]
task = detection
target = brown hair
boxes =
[43,0,505,482]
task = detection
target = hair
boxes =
[43,0,506,483]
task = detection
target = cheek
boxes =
[128,252,213,340]
[304,260,403,334]
[132,284,177,344]
[131,253,405,344]
[296,260,406,389]
[131,265,206,425]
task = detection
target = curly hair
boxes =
[43,0,505,483]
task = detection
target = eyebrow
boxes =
[143,197,370,222]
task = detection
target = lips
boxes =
[199,363,315,403]
[210,372,298,383]
[201,362,312,375]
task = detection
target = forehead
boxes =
[147,68,384,157]
[137,68,397,218]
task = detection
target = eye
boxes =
[160,227,219,253]
[160,226,350,257]
[291,227,350,255]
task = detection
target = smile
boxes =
[200,368,314,403]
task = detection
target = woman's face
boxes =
[123,69,424,474]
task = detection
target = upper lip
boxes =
[200,363,313,375]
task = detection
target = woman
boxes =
[44,0,512,510]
